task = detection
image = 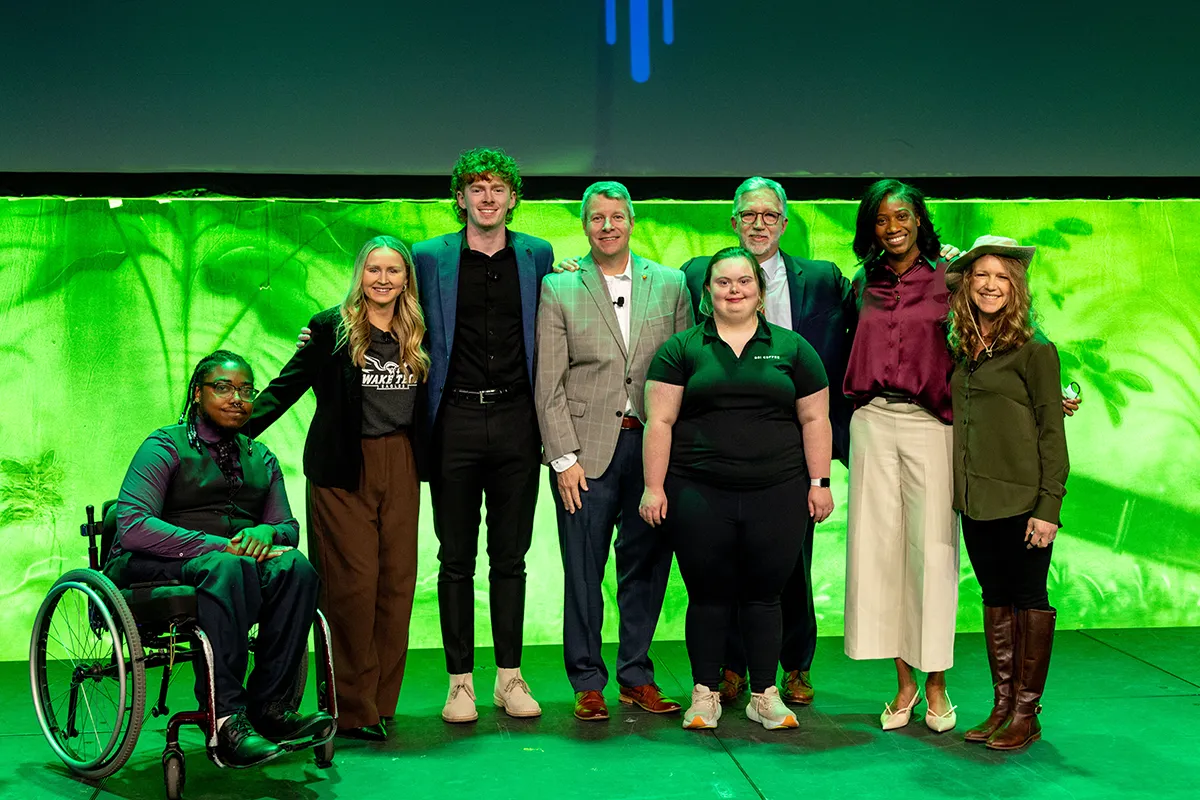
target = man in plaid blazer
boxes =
[534,181,693,722]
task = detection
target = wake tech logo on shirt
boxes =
[363,355,417,389]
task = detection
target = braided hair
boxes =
[179,350,255,453]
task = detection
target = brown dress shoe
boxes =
[718,669,748,705]
[781,670,815,705]
[574,690,609,721]
[618,684,683,714]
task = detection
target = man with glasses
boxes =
[680,177,856,709]
[535,181,692,722]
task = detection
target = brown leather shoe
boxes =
[573,690,609,721]
[618,684,682,714]
[781,670,815,705]
[718,669,748,706]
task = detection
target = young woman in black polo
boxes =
[245,236,429,741]
[640,246,834,731]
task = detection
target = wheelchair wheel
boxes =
[163,749,185,800]
[30,569,146,779]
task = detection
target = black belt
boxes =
[447,382,528,405]
[878,391,916,404]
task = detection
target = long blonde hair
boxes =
[947,255,1036,360]
[337,236,430,381]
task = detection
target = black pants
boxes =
[667,473,808,694]
[724,512,817,677]
[430,395,541,674]
[961,513,1053,610]
[106,548,320,717]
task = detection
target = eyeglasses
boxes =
[203,382,259,401]
[737,210,782,226]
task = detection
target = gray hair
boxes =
[732,176,788,221]
[580,181,635,222]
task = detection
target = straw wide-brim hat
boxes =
[945,235,1037,289]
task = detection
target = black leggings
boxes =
[961,513,1053,610]
[667,473,808,694]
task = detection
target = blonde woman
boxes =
[246,235,429,740]
[946,236,1068,750]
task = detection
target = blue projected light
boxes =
[605,0,675,83]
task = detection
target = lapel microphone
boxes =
[613,296,625,309]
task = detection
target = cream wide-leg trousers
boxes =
[843,397,959,672]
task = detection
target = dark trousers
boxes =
[550,429,672,692]
[106,548,319,717]
[724,512,817,677]
[307,431,419,729]
[430,396,541,674]
[667,474,808,694]
[961,513,1053,610]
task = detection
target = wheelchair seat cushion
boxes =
[121,583,198,625]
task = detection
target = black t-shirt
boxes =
[361,325,417,437]
[646,315,828,490]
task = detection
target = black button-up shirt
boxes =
[445,234,527,390]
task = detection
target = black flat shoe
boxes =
[337,722,387,741]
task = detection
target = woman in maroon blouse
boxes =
[842,180,961,733]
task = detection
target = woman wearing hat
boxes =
[946,236,1069,750]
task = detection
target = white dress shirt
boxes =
[759,251,793,328]
[552,254,633,473]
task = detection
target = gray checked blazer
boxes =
[535,252,694,478]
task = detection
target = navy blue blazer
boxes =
[412,228,555,433]
[681,251,856,465]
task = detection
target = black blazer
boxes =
[245,307,427,490]
[680,251,856,465]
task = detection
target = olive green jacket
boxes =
[951,332,1069,524]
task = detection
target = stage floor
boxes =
[4,628,1198,800]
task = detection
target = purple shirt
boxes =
[843,256,955,424]
[115,419,299,559]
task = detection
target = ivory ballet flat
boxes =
[881,689,923,731]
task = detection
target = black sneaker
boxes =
[215,712,285,768]
[250,702,335,749]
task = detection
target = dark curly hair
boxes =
[852,179,942,266]
[450,147,523,225]
[179,350,254,452]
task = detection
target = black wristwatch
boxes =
[809,477,830,488]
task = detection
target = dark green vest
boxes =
[160,424,269,538]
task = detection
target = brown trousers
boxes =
[307,430,419,729]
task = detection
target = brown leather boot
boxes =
[987,608,1055,751]
[965,605,1015,743]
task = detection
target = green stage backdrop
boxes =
[1,195,1197,662]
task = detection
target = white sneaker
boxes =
[493,667,542,718]
[746,686,799,730]
[682,684,722,730]
[442,673,478,723]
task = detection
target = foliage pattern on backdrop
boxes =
[0,196,1196,660]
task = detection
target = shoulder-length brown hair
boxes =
[337,236,430,382]
[947,255,1037,360]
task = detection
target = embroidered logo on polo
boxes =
[362,355,417,390]
[753,355,783,360]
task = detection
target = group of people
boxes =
[107,147,1072,769]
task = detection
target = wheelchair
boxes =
[29,501,339,799]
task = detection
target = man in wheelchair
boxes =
[105,350,334,768]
